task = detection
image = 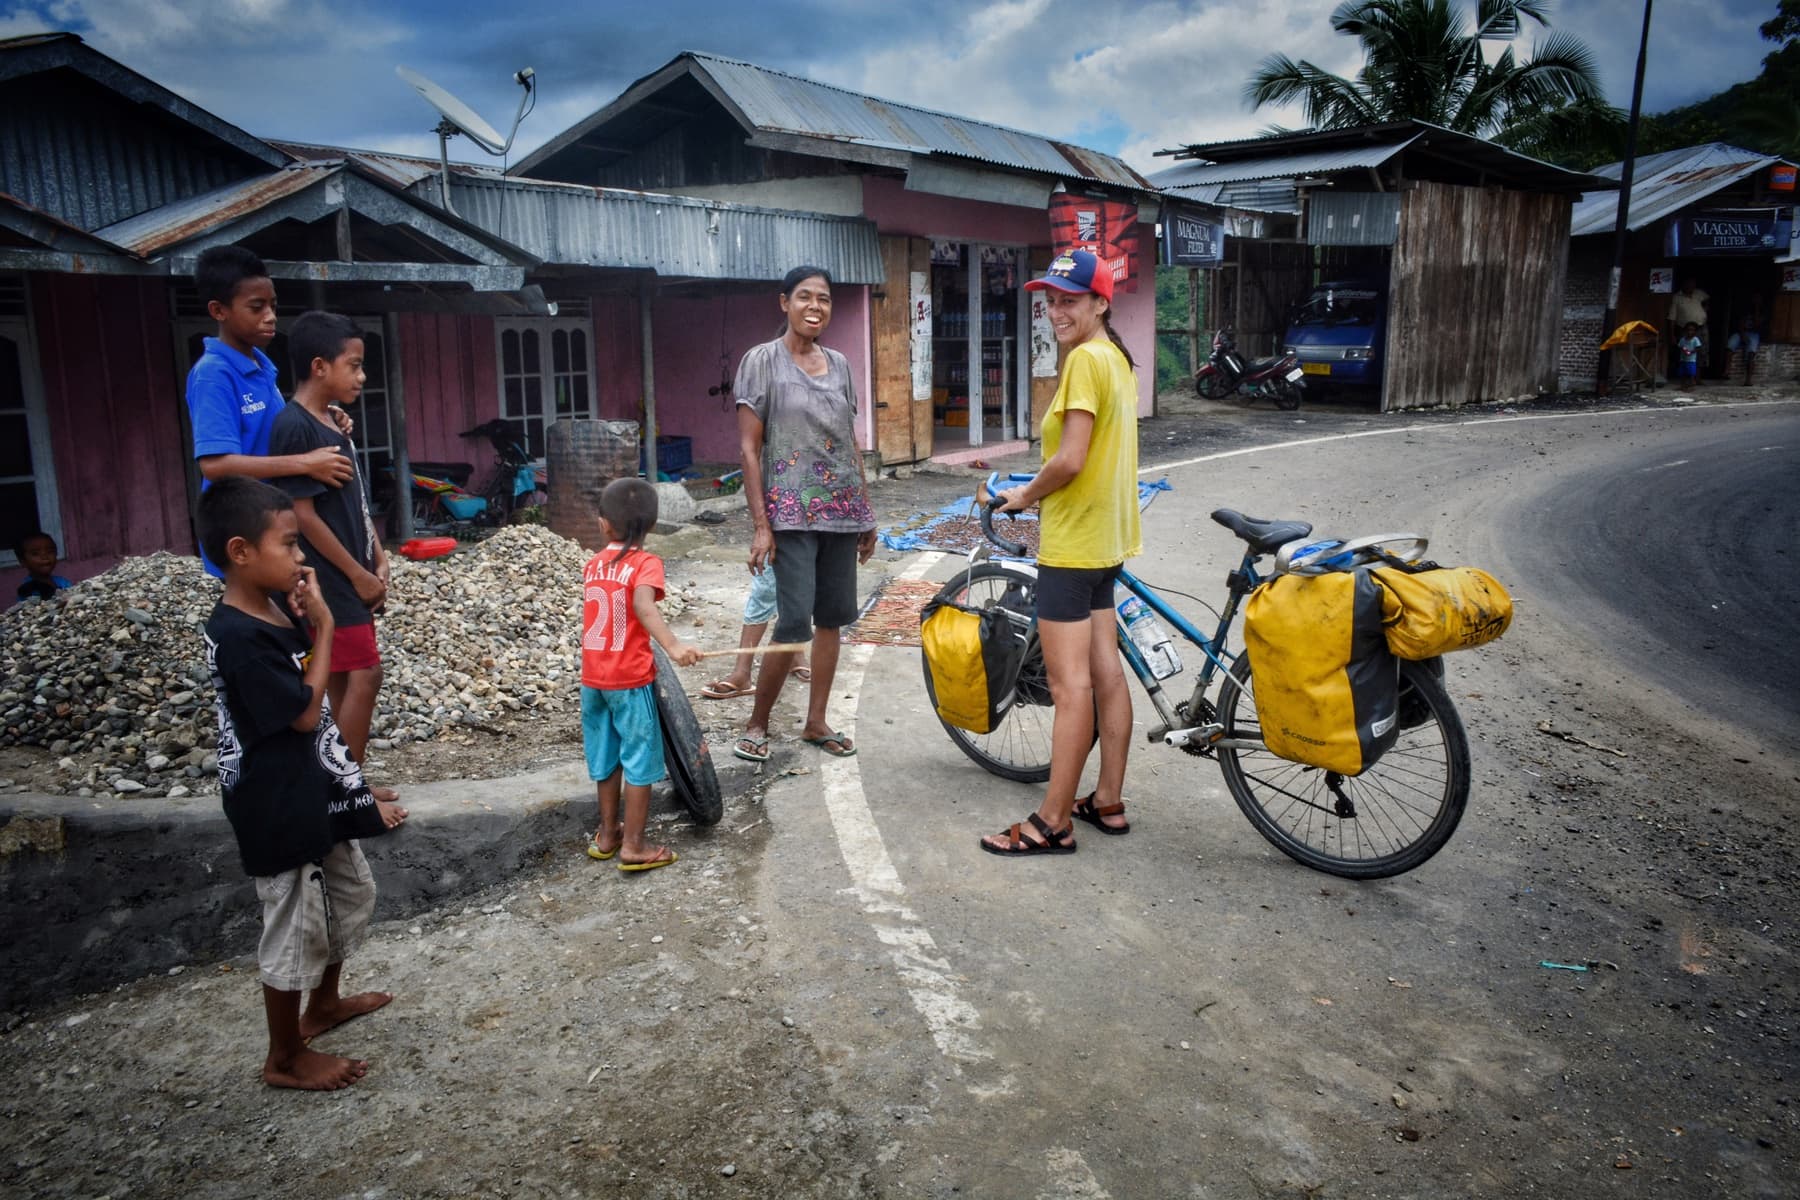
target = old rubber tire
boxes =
[652,643,723,825]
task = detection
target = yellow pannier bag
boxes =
[920,586,1028,734]
[1371,563,1513,659]
[1242,569,1398,775]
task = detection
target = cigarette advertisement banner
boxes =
[1048,194,1141,293]
[1160,205,1225,267]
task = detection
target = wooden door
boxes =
[871,234,929,464]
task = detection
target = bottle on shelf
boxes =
[1116,595,1182,680]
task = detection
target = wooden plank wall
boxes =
[396,313,499,465]
[1385,182,1572,411]
[871,235,927,464]
[32,274,193,568]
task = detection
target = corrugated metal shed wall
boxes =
[0,72,257,231]
[447,179,884,283]
[1308,193,1401,246]
[1384,181,1570,410]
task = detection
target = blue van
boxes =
[1283,279,1387,390]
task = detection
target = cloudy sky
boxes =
[0,0,1778,170]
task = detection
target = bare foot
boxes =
[376,798,407,828]
[263,1048,368,1090]
[371,784,401,802]
[300,991,393,1040]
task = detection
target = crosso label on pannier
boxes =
[1242,569,1398,775]
[1371,562,1513,659]
[920,586,1028,734]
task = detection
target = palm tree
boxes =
[1246,0,1611,139]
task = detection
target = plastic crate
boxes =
[651,435,692,474]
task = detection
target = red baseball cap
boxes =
[1024,248,1114,301]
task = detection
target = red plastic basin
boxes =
[399,537,458,561]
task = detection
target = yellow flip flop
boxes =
[618,849,678,873]
[585,839,617,861]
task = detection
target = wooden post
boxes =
[639,274,657,478]
[1187,267,1200,375]
[383,312,412,540]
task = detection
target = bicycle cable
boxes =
[1132,579,1224,624]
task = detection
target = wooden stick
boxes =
[694,642,813,659]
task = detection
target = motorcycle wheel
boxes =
[1276,381,1302,411]
[1196,370,1235,400]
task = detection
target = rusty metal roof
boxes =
[1570,143,1791,237]
[93,165,331,256]
[268,140,504,191]
[516,51,1152,192]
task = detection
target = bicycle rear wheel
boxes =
[920,563,1056,783]
[1216,655,1469,879]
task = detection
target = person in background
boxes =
[186,245,354,578]
[12,531,71,604]
[270,311,405,831]
[1667,276,1708,380]
[731,266,876,763]
[1677,322,1703,385]
[980,249,1140,857]
[1726,302,1763,384]
[699,568,810,700]
[579,478,702,872]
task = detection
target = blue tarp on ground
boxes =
[878,478,1171,552]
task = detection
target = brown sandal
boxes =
[1072,792,1130,836]
[980,812,1077,856]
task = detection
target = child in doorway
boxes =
[580,478,702,871]
[1678,322,1703,384]
[197,477,392,1091]
[12,531,71,605]
[270,311,405,831]
[699,567,811,699]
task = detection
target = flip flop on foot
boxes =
[586,839,617,861]
[980,812,1076,856]
[701,679,754,700]
[802,730,855,757]
[733,734,771,763]
[1072,792,1130,835]
[791,666,812,682]
[618,847,678,873]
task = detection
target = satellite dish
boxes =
[397,65,509,154]
[395,64,536,215]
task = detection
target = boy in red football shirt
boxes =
[581,479,702,871]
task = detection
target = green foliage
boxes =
[1152,267,1203,396]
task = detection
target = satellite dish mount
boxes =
[396,65,536,214]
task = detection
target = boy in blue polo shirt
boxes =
[186,246,355,576]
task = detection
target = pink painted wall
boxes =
[860,175,1154,418]
[397,313,499,466]
[648,286,873,463]
[2,275,193,599]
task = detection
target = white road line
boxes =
[1139,398,1800,477]
[819,550,1014,1095]
[1642,459,1691,471]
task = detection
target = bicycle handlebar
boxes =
[979,470,1033,558]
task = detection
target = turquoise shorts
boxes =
[581,684,665,787]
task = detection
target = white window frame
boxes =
[494,317,597,459]
[0,296,62,570]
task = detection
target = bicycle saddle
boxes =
[1210,509,1313,555]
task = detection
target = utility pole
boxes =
[1596,0,1655,392]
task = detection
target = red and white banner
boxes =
[1047,194,1141,293]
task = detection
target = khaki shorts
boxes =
[254,841,376,992]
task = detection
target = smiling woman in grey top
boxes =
[731,266,876,763]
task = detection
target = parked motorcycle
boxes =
[1194,327,1304,411]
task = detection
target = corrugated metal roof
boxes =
[1570,143,1787,237]
[1148,141,1408,188]
[518,51,1151,192]
[446,177,883,283]
[268,140,504,191]
[94,165,331,256]
[1159,179,1301,215]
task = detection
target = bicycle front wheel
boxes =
[1216,656,1470,879]
[920,563,1056,783]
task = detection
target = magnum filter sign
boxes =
[1665,208,1793,256]
[1048,193,1141,292]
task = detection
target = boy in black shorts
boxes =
[198,477,392,1090]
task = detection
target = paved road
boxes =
[754,399,1800,1197]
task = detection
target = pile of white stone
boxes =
[0,525,689,798]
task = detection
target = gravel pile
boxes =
[0,526,691,799]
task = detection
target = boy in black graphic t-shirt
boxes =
[198,477,392,1091]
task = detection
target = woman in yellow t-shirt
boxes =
[980,249,1142,857]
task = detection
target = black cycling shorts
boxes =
[1035,563,1122,623]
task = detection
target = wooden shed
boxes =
[1151,122,1612,411]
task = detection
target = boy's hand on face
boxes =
[302,446,354,487]
[290,568,335,635]
[671,642,703,668]
[354,570,388,610]
[327,405,356,437]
